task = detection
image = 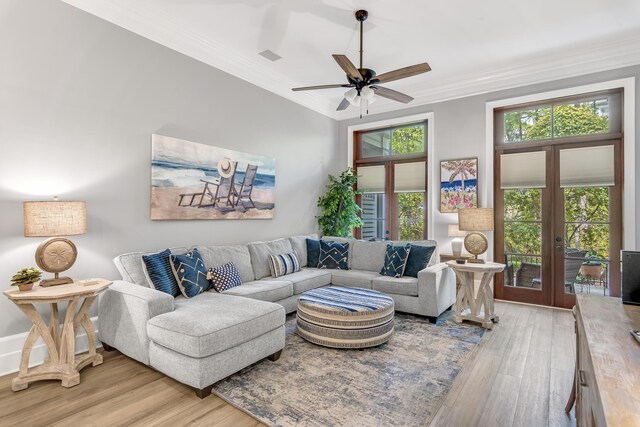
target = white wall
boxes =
[0,0,340,338]
[338,65,640,257]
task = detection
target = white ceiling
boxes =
[64,0,640,119]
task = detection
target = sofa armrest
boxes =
[98,280,175,365]
[417,263,456,317]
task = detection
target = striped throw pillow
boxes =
[268,252,301,278]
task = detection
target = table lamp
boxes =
[447,224,467,257]
[23,198,86,286]
[458,208,494,263]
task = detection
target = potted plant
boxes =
[317,168,363,237]
[580,251,604,279]
[11,267,42,291]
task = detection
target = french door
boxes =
[494,141,622,308]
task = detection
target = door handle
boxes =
[555,236,563,251]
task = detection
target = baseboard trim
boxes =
[0,316,101,377]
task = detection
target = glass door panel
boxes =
[361,193,386,240]
[503,189,543,290]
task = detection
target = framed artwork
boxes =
[150,134,275,220]
[440,157,478,213]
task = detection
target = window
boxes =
[497,90,621,144]
[354,121,428,240]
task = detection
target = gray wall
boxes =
[0,0,340,337]
[338,65,640,258]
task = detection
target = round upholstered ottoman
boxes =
[296,286,394,349]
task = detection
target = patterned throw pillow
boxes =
[318,240,349,270]
[403,245,436,278]
[170,248,211,298]
[380,244,412,278]
[269,252,301,278]
[306,238,321,268]
[208,262,242,293]
[141,249,181,297]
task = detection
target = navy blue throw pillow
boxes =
[318,240,349,270]
[142,249,181,297]
[403,244,436,278]
[306,238,321,268]
[170,248,210,298]
[380,244,412,278]
[208,262,242,293]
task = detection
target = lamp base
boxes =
[451,238,463,257]
[40,276,73,287]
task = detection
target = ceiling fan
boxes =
[292,9,431,113]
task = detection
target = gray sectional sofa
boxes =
[99,234,456,398]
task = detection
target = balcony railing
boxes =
[503,252,609,294]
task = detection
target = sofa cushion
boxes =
[318,240,349,270]
[329,270,380,289]
[403,244,437,278]
[268,252,301,278]
[306,238,321,268]
[351,240,387,272]
[141,249,181,296]
[170,249,211,298]
[380,244,411,278]
[288,234,319,267]
[114,247,188,287]
[196,245,255,283]
[223,280,293,302]
[372,276,419,297]
[322,236,355,268]
[147,293,284,358]
[392,240,438,267]
[247,238,294,280]
[271,268,332,294]
[208,262,242,293]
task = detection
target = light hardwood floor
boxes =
[0,301,576,427]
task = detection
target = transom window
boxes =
[496,90,622,144]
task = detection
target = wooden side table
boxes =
[446,261,505,329]
[439,253,474,288]
[3,279,111,391]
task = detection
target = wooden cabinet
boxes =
[573,295,640,426]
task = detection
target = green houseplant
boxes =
[317,168,363,237]
[11,267,42,291]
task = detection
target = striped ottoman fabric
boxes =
[296,286,394,349]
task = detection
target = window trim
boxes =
[347,112,435,239]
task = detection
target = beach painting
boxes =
[440,158,478,213]
[151,134,275,220]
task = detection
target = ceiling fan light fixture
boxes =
[361,86,376,103]
[345,88,360,106]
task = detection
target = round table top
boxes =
[3,279,112,302]
[445,260,506,273]
[298,286,394,315]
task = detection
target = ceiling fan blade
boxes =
[292,84,351,91]
[336,98,350,111]
[332,54,362,81]
[374,63,431,84]
[371,86,414,104]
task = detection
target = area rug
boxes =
[212,311,485,427]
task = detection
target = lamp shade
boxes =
[24,201,86,237]
[458,208,494,232]
[448,224,467,237]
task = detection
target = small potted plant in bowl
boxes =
[11,267,42,291]
[580,251,604,280]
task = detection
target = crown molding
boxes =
[64,0,640,121]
